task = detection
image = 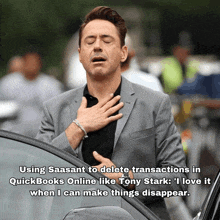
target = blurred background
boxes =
[1,0,220,219]
[1,0,220,77]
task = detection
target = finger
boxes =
[93,151,106,163]
[79,96,87,109]
[102,95,121,111]
[97,93,114,107]
[105,102,124,116]
[93,164,102,172]
[107,113,123,123]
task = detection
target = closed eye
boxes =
[85,37,95,45]
[103,39,111,43]
[102,36,113,44]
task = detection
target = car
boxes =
[0,130,160,220]
[193,170,220,220]
[1,130,219,220]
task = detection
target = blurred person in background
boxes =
[7,56,25,74]
[121,34,163,92]
[0,56,24,125]
[0,51,64,137]
[160,44,199,94]
[63,30,89,90]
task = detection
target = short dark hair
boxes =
[79,6,127,47]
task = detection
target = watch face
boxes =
[123,172,129,178]
[122,178,130,187]
[121,173,131,187]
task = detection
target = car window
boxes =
[0,133,158,220]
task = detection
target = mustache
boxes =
[90,53,108,62]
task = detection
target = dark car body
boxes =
[1,130,219,220]
[0,130,160,220]
[193,170,220,220]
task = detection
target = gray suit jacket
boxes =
[36,77,187,219]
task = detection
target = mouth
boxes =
[91,55,107,63]
[92,58,106,62]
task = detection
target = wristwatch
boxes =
[121,172,131,187]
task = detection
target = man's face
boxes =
[78,19,127,80]
[173,46,190,64]
[24,53,41,75]
[9,57,24,73]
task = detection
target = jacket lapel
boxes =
[67,86,85,160]
[114,77,136,148]
[68,87,85,122]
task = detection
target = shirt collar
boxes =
[83,81,121,99]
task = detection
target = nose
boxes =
[93,39,102,52]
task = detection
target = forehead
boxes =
[82,19,119,39]
[24,53,40,61]
[11,58,24,65]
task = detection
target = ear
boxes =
[121,45,128,62]
[78,48,82,63]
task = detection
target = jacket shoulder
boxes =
[44,87,83,107]
[131,80,167,100]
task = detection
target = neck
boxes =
[87,74,121,101]
[24,72,38,81]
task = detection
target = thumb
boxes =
[93,151,105,163]
[80,96,87,109]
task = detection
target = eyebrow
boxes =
[102,35,113,39]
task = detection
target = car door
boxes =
[0,130,160,220]
[194,171,220,220]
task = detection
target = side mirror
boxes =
[63,206,135,220]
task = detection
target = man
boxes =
[160,45,199,94]
[121,34,163,92]
[0,51,63,137]
[36,6,187,219]
[7,56,25,74]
